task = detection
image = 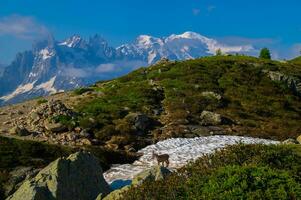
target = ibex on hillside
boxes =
[152,151,169,167]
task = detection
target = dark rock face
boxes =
[125,113,153,132]
[6,152,111,200]
[0,51,34,96]
[9,126,31,136]
[4,167,40,197]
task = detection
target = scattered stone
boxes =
[80,138,92,146]
[201,91,222,101]
[200,111,222,126]
[44,120,66,133]
[0,111,7,115]
[80,129,91,138]
[282,138,299,144]
[297,135,301,144]
[27,100,76,134]
[200,111,233,126]
[105,143,119,151]
[17,110,24,115]
[3,121,11,125]
[9,126,31,136]
[74,127,81,133]
[124,113,153,133]
[7,152,111,200]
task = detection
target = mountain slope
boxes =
[0,32,254,105]
[73,56,301,143]
[1,56,300,150]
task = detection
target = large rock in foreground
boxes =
[132,166,171,186]
[103,166,171,200]
[7,152,111,200]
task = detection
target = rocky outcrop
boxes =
[4,167,40,197]
[265,70,301,97]
[124,113,153,133]
[131,166,171,186]
[44,120,66,133]
[200,111,233,126]
[7,152,111,200]
[28,100,75,133]
[201,91,222,101]
[102,166,171,200]
[200,111,222,126]
[282,138,299,144]
[9,125,31,136]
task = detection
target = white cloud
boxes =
[63,67,91,78]
[61,60,147,80]
[96,63,116,73]
[0,15,49,39]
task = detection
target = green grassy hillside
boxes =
[73,56,301,149]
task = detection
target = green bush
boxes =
[36,98,48,105]
[73,87,93,95]
[122,144,301,200]
[188,165,301,199]
[51,115,76,130]
[95,125,117,140]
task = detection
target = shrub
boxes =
[73,87,93,95]
[188,165,301,199]
[259,48,272,60]
[51,115,76,130]
[95,125,117,140]
[122,144,301,200]
[36,98,48,105]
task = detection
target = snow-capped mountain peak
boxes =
[39,48,55,60]
[136,35,164,47]
[166,31,209,41]
[0,31,256,105]
[59,35,88,49]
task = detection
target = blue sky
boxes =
[0,0,301,64]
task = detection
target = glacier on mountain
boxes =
[0,31,255,105]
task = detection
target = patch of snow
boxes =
[165,31,254,55]
[137,35,163,46]
[59,35,82,48]
[35,76,57,94]
[29,72,38,78]
[0,81,37,101]
[147,51,157,64]
[39,48,55,60]
[104,136,279,183]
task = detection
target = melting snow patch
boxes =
[104,135,279,184]
[0,81,37,101]
[35,76,57,94]
[40,48,55,60]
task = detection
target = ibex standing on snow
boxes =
[152,151,170,167]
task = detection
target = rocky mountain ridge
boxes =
[0,32,254,105]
